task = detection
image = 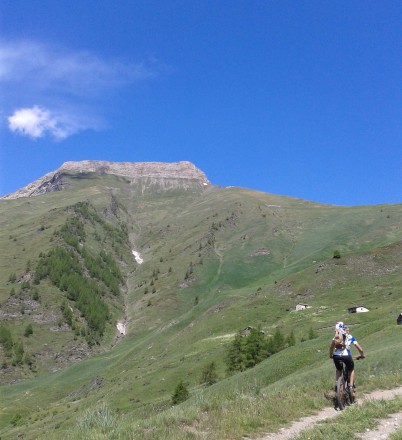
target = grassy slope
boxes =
[0,172,401,439]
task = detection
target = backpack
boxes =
[333,330,346,350]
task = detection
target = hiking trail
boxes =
[254,386,402,440]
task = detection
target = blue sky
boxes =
[1,1,401,205]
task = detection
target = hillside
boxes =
[0,161,401,439]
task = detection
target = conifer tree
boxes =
[226,331,245,373]
[0,325,13,357]
[171,380,189,405]
[200,362,218,386]
[244,327,268,368]
[287,329,296,346]
[308,327,317,339]
[267,328,285,354]
[272,328,285,352]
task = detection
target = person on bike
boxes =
[329,322,365,397]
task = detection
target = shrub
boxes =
[31,288,40,301]
[21,280,30,290]
[24,323,33,337]
[61,301,73,326]
[12,341,24,366]
[10,413,22,427]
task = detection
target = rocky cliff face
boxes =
[2,161,211,200]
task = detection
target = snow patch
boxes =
[116,321,126,335]
[132,250,143,264]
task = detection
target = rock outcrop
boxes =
[2,160,211,199]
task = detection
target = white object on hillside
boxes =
[296,303,311,311]
[347,306,369,313]
[132,250,143,264]
[116,321,126,335]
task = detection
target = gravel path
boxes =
[254,386,402,440]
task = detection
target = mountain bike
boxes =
[336,356,363,410]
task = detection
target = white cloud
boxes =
[8,106,86,139]
[0,40,155,95]
[1,39,163,140]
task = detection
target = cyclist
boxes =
[329,322,365,398]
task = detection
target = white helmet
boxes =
[335,321,345,330]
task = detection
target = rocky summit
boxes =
[2,160,211,199]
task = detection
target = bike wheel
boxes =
[336,376,347,410]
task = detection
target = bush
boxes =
[61,301,73,326]
[31,288,40,301]
[24,323,33,337]
[12,341,24,366]
[10,413,22,427]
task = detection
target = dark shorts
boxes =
[333,355,354,372]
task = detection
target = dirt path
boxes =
[356,412,401,440]
[255,387,402,440]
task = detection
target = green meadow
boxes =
[0,170,401,439]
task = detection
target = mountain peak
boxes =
[2,160,211,200]
[59,160,209,181]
